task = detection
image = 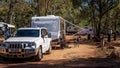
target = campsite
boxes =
[0,0,120,68]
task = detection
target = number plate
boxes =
[9,49,21,52]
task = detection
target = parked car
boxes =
[0,27,52,61]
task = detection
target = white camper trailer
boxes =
[31,15,66,48]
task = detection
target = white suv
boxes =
[0,27,52,61]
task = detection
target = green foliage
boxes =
[0,0,119,33]
[0,2,8,22]
[80,20,89,26]
[14,1,34,28]
[71,0,119,37]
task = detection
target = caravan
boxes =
[0,22,15,42]
[31,15,66,48]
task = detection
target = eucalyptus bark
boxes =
[36,0,41,16]
[7,0,16,24]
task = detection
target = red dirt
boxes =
[0,44,96,68]
[0,37,120,68]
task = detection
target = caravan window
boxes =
[37,23,58,32]
[35,19,40,21]
[33,19,59,32]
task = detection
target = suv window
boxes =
[15,29,39,37]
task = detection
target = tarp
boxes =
[72,26,94,36]
[0,22,15,28]
[77,26,93,34]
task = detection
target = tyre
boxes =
[34,47,43,61]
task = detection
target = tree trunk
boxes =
[108,34,111,42]
[113,22,117,40]
[37,0,41,16]
[44,0,51,16]
[97,0,102,41]
[7,0,15,24]
[113,32,116,40]
[113,12,118,41]
[97,12,102,41]
[97,18,101,39]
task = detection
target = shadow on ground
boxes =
[1,57,120,68]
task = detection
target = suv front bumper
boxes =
[0,49,37,58]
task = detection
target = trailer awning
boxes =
[0,22,15,28]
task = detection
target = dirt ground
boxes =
[0,38,120,68]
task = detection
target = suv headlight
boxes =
[25,42,36,48]
[1,43,8,48]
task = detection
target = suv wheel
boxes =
[34,47,42,61]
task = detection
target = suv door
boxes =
[41,29,49,51]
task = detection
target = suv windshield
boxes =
[15,29,39,37]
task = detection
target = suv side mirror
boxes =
[41,29,47,38]
[48,33,51,38]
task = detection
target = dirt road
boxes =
[0,44,96,68]
[0,43,120,68]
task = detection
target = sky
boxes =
[25,0,34,2]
